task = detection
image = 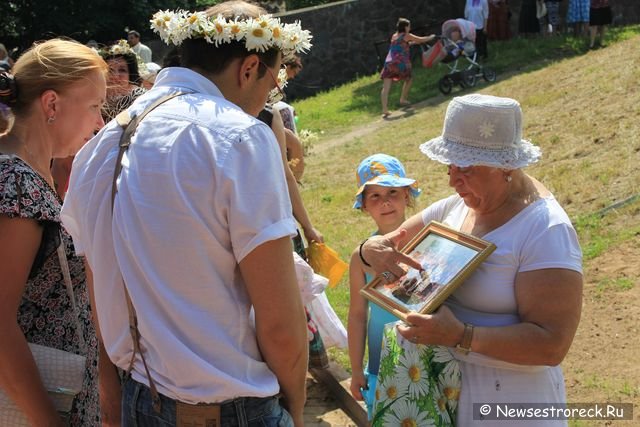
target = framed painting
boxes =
[360,221,496,321]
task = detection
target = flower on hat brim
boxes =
[419,94,542,169]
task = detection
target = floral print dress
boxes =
[102,86,147,123]
[373,324,461,427]
[0,155,99,426]
[380,33,412,81]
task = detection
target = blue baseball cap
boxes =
[353,153,421,209]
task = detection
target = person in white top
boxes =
[61,1,312,426]
[359,94,583,426]
[127,30,153,63]
[465,0,490,58]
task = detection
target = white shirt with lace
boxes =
[421,193,582,426]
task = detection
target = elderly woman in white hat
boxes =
[359,93,583,426]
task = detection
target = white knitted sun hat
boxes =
[419,94,542,169]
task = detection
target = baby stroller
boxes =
[422,18,496,95]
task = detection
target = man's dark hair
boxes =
[162,47,181,68]
[179,40,278,77]
[179,1,278,77]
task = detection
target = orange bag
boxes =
[422,41,446,68]
[307,242,348,288]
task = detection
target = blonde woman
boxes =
[50,41,148,199]
[0,39,107,426]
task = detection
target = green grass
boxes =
[292,26,640,391]
[620,381,640,398]
[596,277,635,293]
[293,25,640,140]
[574,205,640,261]
[591,273,637,300]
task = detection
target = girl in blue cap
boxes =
[347,153,421,418]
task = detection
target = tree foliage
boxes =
[0,0,198,53]
[0,0,339,55]
[285,0,337,11]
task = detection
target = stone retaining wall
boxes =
[148,0,638,100]
[276,0,638,99]
[276,0,465,99]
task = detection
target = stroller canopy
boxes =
[442,19,476,42]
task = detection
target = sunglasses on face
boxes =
[259,61,285,103]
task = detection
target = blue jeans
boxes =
[122,377,294,427]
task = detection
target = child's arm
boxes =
[271,109,324,244]
[347,249,369,401]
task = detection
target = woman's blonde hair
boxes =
[9,38,107,116]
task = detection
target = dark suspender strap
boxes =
[110,91,189,413]
[111,92,186,207]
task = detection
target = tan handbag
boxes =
[0,237,87,426]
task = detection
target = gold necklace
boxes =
[5,133,55,187]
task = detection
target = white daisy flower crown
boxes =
[150,10,312,58]
[99,39,150,80]
[99,39,136,57]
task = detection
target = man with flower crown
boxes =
[61,1,313,426]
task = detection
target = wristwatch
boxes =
[455,323,474,355]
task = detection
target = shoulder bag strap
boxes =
[110,91,189,413]
[56,236,88,356]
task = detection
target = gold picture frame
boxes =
[360,221,496,321]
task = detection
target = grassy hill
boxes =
[293,27,640,425]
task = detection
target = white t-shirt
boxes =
[131,42,152,63]
[465,0,490,30]
[61,67,297,403]
[422,193,582,325]
[421,194,582,426]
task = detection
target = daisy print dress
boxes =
[373,323,461,427]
